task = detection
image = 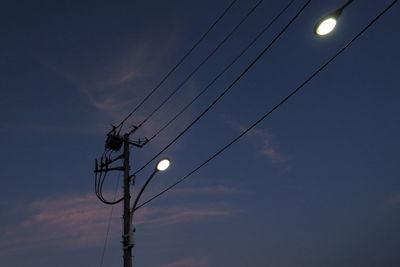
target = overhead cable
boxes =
[99,173,121,267]
[133,0,265,131]
[114,0,239,132]
[135,0,399,210]
[95,151,124,205]
[132,0,313,176]
[147,0,297,142]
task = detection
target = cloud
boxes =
[228,121,288,164]
[387,193,400,205]
[135,202,237,226]
[0,191,237,256]
[44,53,146,124]
[40,31,184,127]
[161,257,209,267]
[40,35,202,146]
[1,194,114,256]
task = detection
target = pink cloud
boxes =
[135,203,238,226]
[41,43,201,147]
[228,121,289,164]
[1,192,237,256]
[41,35,181,125]
[1,194,116,256]
[387,193,400,205]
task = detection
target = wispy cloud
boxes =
[0,191,237,257]
[40,35,201,144]
[43,50,147,124]
[40,29,184,125]
[1,194,112,255]
[135,202,237,226]
[228,121,289,164]
[248,128,288,164]
[161,257,209,267]
[387,193,400,205]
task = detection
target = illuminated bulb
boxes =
[156,158,170,171]
[315,17,337,36]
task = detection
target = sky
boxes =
[1,0,400,266]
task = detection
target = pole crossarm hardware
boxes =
[94,129,171,267]
[94,166,124,173]
[129,138,150,148]
[91,0,400,265]
[94,131,149,267]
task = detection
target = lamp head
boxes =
[314,8,343,36]
[156,158,171,172]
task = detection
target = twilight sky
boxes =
[1,0,400,266]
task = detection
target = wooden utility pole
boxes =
[122,134,132,267]
[95,130,148,266]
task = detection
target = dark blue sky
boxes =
[1,1,399,266]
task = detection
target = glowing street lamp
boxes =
[156,158,171,172]
[314,0,354,36]
[129,157,172,257]
[132,158,171,213]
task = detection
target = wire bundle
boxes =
[95,0,399,263]
[95,150,124,205]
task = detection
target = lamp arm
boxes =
[340,0,354,11]
[131,169,157,214]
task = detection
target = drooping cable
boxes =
[95,151,124,205]
[132,0,313,176]
[114,0,239,132]
[133,0,265,131]
[134,0,399,211]
[96,172,124,205]
[147,0,297,143]
[99,172,121,267]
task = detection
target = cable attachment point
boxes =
[128,137,149,148]
[128,125,139,135]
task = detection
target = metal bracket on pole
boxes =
[129,137,149,148]
[94,166,124,173]
[95,129,150,267]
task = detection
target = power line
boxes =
[114,0,239,132]
[95,151,124,205]
[134,0,399,211]
[99,173,121,267]
[133,0,265,131]
[147,0,297,143]
[96,171,124,205]
[132,0,312,176]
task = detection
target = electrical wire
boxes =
[95,150,111,202]
[114,0,239,133]
[95,151,124,205]
[96,172,124,205]
[132,0,265,132]
[99,172,121,267]
[134,0,399,211]
[132,0,313,176]
[147,0,297,143]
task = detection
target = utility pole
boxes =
[122,134,132,267]
[94,129,148,267]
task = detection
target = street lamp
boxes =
[156,158,171,171]
[132,157,170,213]
[314,0,354,36]
[129,158,171,261]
